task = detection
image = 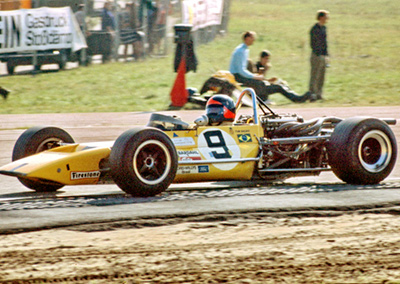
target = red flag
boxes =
[170,58,188,107]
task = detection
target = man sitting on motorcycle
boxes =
[230,31,311,104]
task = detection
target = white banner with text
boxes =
[182,0,224,31]
[0,7,87,53]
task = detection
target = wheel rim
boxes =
[358,130,392,173]
[133,140,171,185]
[36,138,64,153]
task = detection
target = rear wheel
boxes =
[12,126,75,192]
[327,117,397,184]
[110,127,178,197]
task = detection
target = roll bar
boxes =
[235,88,277,125]
[235,88,259,124]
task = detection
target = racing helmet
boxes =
[206,95,236,125]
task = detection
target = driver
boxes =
[194,95,236,126]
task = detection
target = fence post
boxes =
[113,0,120,61]
[80,0,88,65]
[31,51,38,75]
[220,0,231,35]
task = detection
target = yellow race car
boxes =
[0,89,397,197]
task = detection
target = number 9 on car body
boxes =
[198,128,241,171]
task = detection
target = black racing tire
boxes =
[12,126,75,192]
[327,117,397,185]
[110,127,178,197]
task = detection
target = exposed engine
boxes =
[259,113,304,138]
[254,114,343,180]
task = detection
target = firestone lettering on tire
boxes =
[70,171,100,180]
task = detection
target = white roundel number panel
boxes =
[197,128,240,171]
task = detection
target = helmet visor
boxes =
[206,106,224,115]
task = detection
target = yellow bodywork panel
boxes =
[0,123,264,187]
[166,123,263,182]
[0,143,111,185]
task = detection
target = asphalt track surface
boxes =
[0,106,399,234]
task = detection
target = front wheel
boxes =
[110,127,178,197]
[12,126,75,192]
[327,117,397,184]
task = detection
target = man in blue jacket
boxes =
[101,2,115,33]
[230,31,310,104]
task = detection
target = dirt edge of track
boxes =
[1,206,400,283]
[2,202,400,235]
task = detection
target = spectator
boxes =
[248,50,291,86]
[101,2,115,33]
[101,2,116,63]
[248,50,272,76]
[309,10,330,101]
[129,1,145,60]
[139,0,157,54]
[229,31,310,104]
[119,3,143,61]
[129,0,139,29]
[74,4,85,31]
[154,0,167,54]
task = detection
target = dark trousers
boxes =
[233,73,303,102]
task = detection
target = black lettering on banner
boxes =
[0,15,23,49]
[204,130,232,159]
[42,30,47,45]
[26,13,33,28]
[0,16,2,49]
[4,16,8,48]
[26,30,32,46]
[25,30,72,46]
[9,15,21,48]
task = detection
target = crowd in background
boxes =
[76,0,169,63]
